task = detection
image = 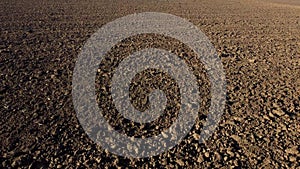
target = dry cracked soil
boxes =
[0,0,299,168]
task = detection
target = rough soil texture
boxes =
[1,0,299,168]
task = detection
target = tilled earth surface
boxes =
[1,0,299,168]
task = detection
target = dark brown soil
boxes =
[1,0,299,168]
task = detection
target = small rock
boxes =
[231,135,241,143]
[227,150,235,157]
[233,116,243,121]
[285,146,298,154]
[289,156,296,162]
[197,155,204,163]
[248,59,256,63]
[215,152,221,161]
[272,109,285,116]
[193,133,200,140]
[161,132,168,138]
[175,159,185,166]
[263,115,270,120]
[204,152,210,158]
[268,112,275,118]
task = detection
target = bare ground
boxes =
[0,0,299,168]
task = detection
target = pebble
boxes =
[175,159,185,166]
[204,152,210,158]
[272,109,285,116]
[285,146,298,154]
